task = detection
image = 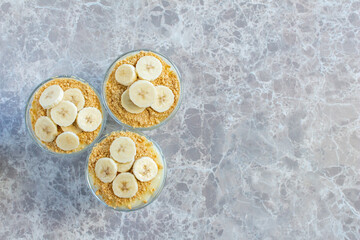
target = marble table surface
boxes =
[1,0,360,239]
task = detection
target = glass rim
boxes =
[85,129,167,212]
[102,49,183,131]
[25,75,108,156]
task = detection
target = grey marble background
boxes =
[0,0,360,239]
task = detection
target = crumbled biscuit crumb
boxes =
[30,78,102,153]
[88,131,163,209]
[105,51,180,128]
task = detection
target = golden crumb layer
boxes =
[88,131,163,209]
[30,78,102,153]
[105,51,180,128]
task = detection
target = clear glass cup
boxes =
[102,49,183,131]
[25,75,107,156]
[86,130,167,212]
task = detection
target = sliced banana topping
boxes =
[50,100,77,127]
[116,158,135,173]
[63,88,85,111]
[121,89,145,114]
[39,85,64,109]
[151,85,174,113]
[55,131,79,151]
[34,116,58,142]
[133,157,158,182]
[95,158,117,183]
[76,107,102,132]
[129,80,156,108]
[112,172,138,198]
[136,56,162,81]
[61,123,82,134]
[110,137,136,163]
[115,64,137,86]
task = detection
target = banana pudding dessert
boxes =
[29,77,103,153]
[105,50,181,128]
[87,131,165,210]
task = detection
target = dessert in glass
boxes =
[25,76,106,154]
[87,130,166,211]
[103,49,182,130]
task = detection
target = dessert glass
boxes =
[86,130,167,211]
[102,49,182,130]
[25,76,107,155]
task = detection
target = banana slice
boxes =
[39,85,64,109]
[151,85,175,112]
[112,172,138,198]
[121,89,145,114]
[136,56,162,81]
[115,64,137,86]
[50,101,77,127]
[95,158,117,183]
[76,107,102,132]
[110,137,136,163]
[55,131,79,151]
[34,116,58,142]
[129,80,156,108]
[116,158,135,173]
[63,88,85,111]
[133,157,158,182]
[61,123,82,134]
